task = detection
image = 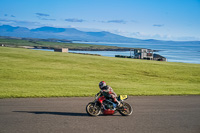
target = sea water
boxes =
[31,41,200,64]
[72,41,200,64]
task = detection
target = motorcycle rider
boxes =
[98,81,120,106]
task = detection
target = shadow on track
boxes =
[13,111,122,117]
[13,111,88,116]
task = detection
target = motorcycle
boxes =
[86,91,133,116]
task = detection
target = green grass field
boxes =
[0,47,200,98]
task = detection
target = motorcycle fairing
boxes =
[103,109,115,115]
[98,96,106,104]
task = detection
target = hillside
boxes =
[0,47,199,98]
[0,25,141,42]
[1,25,200,45]
[0,37,133,51]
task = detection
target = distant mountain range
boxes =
[0,25,141,43]
[0,25,200,44]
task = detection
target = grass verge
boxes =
[0,47,200,98]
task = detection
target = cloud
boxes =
[0,19,43,28]
[113,30,200,41]
[35,13,50,17]
[65,18,85,22]
[4,14,16,17]
[0,19,19,24]
[153,24,164,27]
[39,18,56,21]
[97,20,127,24]
[35,13,55,21]
[107,20,126,24]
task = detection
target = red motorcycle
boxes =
[86,91,133,116]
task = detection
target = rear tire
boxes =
[118,102,133,116]
[86,102,101,116]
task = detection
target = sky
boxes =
[0,0,200,41]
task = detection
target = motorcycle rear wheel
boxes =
[86,102,101,116]
[118,102,133,116]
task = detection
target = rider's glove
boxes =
[95,93,99,97]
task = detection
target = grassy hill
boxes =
[0,47,200,98]
[0,37,131,51]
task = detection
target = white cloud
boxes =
[0,19,43,29]
[109,29,200,41]
[107,20,126,24]
[35,13,50,17]
[65,18,85,22]
[153,24,164,27]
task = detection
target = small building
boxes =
[116,48,167,62]
[133,49,153,60]
[54,48,68,53]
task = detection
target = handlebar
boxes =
[95,91,103,97]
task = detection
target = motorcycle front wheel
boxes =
[86,102,101,116]
[118,102,133,116]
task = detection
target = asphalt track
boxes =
[0,96,200,133]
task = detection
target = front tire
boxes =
[86,102,101,116]
[118,102,133,116]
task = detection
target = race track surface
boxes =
[0,96,200,133]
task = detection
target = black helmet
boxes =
[99,81,106,89]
